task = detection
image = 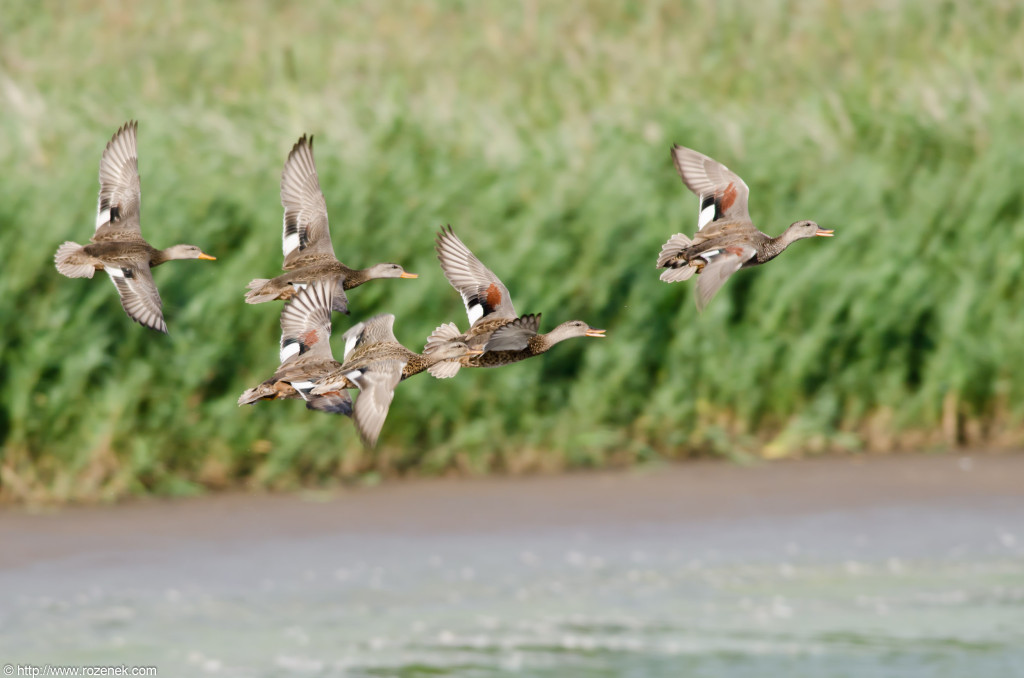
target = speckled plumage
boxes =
[656,145,833,310]
[53,121,216,333]
[311,314,478,448]
[238,280,351,416]
[425,226,605,374]
[244,135,417,313]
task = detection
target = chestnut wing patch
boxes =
[698,182,738,230]
[278,280,334,362]
[466,282,505,326]
[301,329,320,347]
[485,283,503,311]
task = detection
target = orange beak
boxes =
[466,348,485,356]
[198,252,217,260]
[815,229,834,237]
[399,272,419,279]
[585,328,607,338]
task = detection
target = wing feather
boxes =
[671,145,752,230]
[93,121,144,243]
[281,135,335,268]
[279,280,335,362]
[104,263,167,333]
[349,360,404,448]
[435,226,516,326]
[483,313,541,351]
[695,245,757,311]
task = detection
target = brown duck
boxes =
[54,121,216,333]
[453,314,606,369]
[244,135,418,314]
[656,145,833,311]
[424,226,605,375]
[238,280,351,416]
[310,314,480,448]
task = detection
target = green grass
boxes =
[2,1,1023,501]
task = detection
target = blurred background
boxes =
[2,2,1023,676]
[2,1,1024,502]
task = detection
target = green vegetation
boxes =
[2,1,1023,501]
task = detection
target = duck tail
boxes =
[656,233,697,282]
[423,321,463,355]
[244,278,280,304]
[428,360,462,379]
[237,381,279,405]
[54,241,95,278]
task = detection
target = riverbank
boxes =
[3,451,1021,569]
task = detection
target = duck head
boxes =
[785,220,833,242]
[365,262,418,280]
[163,244,217,261]
[546,320,607,344]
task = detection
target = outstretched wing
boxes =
[671,145,752,231]
[281,135,335,269]
[349,359,405,448]
[305,391,353,417]
[483,313,541,351]
[695,244,757,312]
[278,280,335,363]
[435,225,516,328]
[93,121,144,243]
[339,313,398,361]
[104,262,167,333]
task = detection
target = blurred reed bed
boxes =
[1,0,1023,501]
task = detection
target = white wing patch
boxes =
[280,342,301,363]
[106,266,125,279]
[291,380,315,397]
[466,299,485,326]
[345,370,363,383]
[95,208,111,230]
[343,335,359,360]
[700,249,722,262]
[282,231,301,257]
[698,201,716,230]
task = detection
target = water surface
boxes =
[2,456,1022,677]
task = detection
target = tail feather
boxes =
[656,233,697,282]
[54,241,95,278]
[659,266,697,282]
[428,360,462,379]
[238,386,268,405]
[423,322,463,354]
[656,233,692,268]
[244,278,281,304]
[238,380,293,405]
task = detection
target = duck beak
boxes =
[198,252,217,260]
[585,327,607,338]
[466,348,485,356]
[399,272,419,279]
[815,229,834,237]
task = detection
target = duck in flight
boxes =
[656,145,833,311]
[54,121,216,333]
[310,313,480,448]
[238,280,352,416]
[423,226,605,376]
[244,135,417,314]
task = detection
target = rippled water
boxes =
[3,500,1023,676]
